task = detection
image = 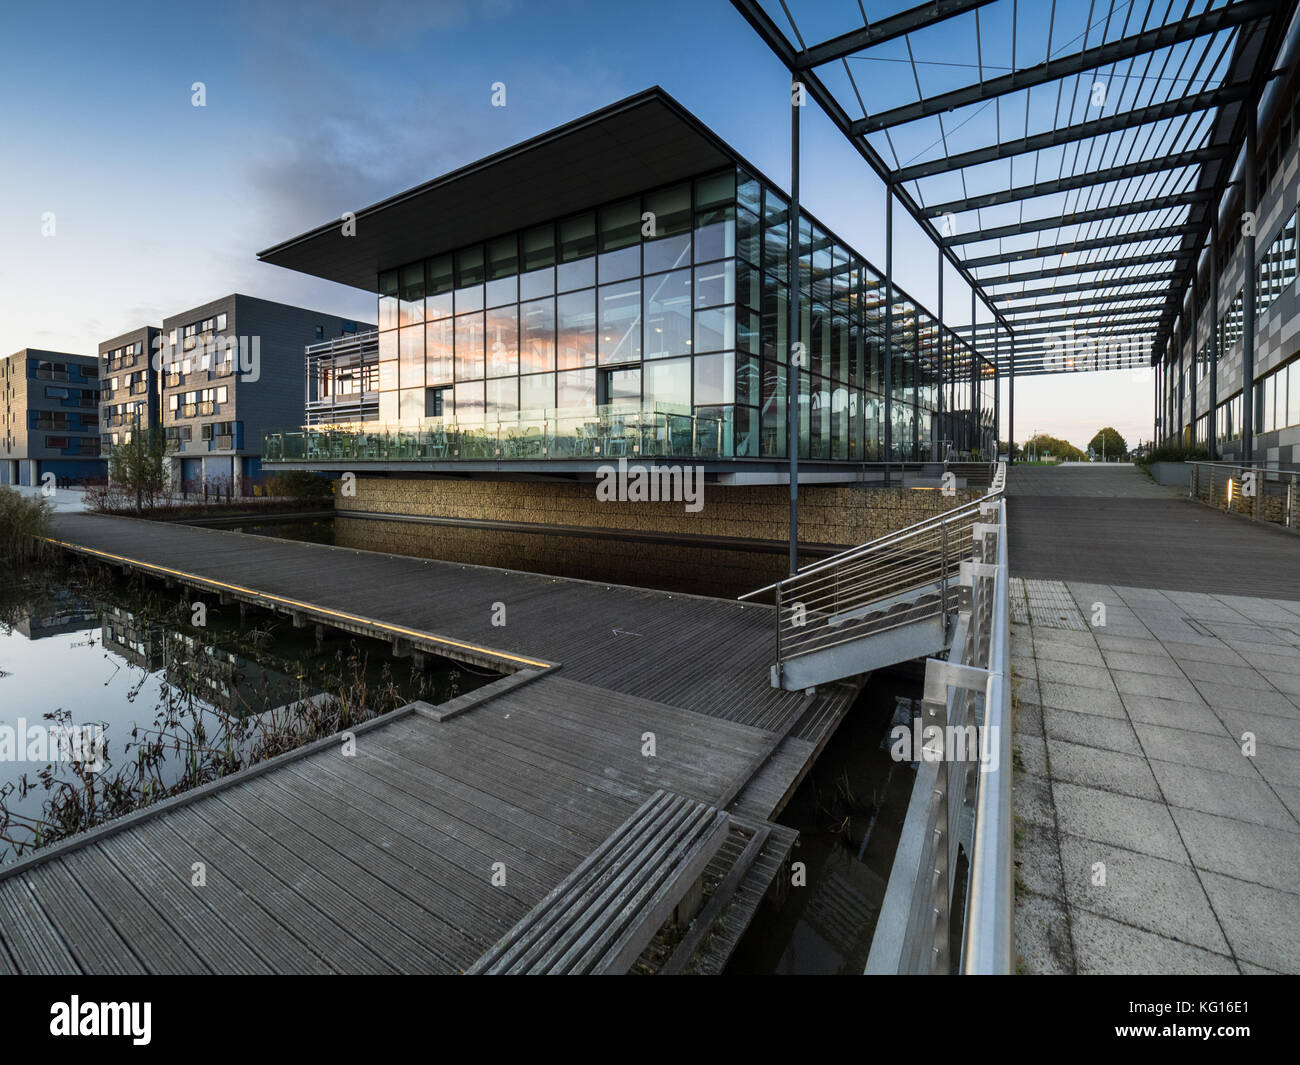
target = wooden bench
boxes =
[467,790,729,974]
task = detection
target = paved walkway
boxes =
[1007,464,1300,599]
[1010,579,1300,974]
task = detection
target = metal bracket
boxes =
[922,659,989,705]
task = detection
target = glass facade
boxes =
[304,167,988,463]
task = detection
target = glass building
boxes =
[261,89,995,472]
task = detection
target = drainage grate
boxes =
[1023,579,1088,631]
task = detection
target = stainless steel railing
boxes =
[865,486,1012,974]
[1187,460,1300,530]
[740,462,1007,685]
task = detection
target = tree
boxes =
[108,412,174,513]
[1024,433,1086,462]
[1087,426,1127,461]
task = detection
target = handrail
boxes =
[865,487,1012,974]
[740,465,1006,601]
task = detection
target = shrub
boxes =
[1135,440,1209,466]
[0,487,53,564]
[265,470,334,506]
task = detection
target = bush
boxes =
[0,487,53,564]
[1135,440,1209,466]
[265,470,334,506]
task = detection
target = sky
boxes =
[0,0,1157,451]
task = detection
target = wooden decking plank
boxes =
[246,774,523,943]
[204,788,471,972]
[0,877,81,974]
[144,815,335,975]
[95,831,275,976]
[58,846,213,975]
[21,863,148,974]
[345,729,616,861]
[168,804,398,973]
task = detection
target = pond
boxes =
[725,670,923,974]
[0,558,491,862]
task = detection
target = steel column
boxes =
[1242,105,1258,462]
[884,186,894,482]
[788,83,801,575]
[1209,217,1219,459]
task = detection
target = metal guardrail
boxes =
[865,465,1012,974]
[740,461,1006,686]
[1187,460,1299,531]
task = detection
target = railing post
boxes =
[940,522,950,621]
[1254,467,1261,523]
[774,581,783,677]
[1289,474,1297,530]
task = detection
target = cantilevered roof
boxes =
[732,0,1298,376]
[258,88,736,291]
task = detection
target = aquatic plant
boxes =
[0,487,53,565]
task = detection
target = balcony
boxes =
[35,369,70,382]
[131,381,148,395]
[212,434,233,450]
[264,403,732,465]
[165,373,183,388]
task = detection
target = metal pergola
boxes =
[731,0,1297,464]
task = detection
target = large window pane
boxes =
[399,263,425,327]
[454,380,484,423]
[520,297,556,374]
[599,198,640,252]
[454,312,484,380]
[378,270,398,331]
[598,280,641,365]
[557,368,595,410]
[486,305,518,377]
[520,372,554,413]
[694,260,733,308]
[557,290,596,369]
[399,387,424,424]
[399,326,424,389]
[644,356,691,411]
[486,376,518,422]
[455,246,484,313]
[694,352,735,405]
[427,254,454,319]
[693,206,734,264]
[695,307,734,353]
[486,234,518,307]
[427,317,453,385]
[644,269,692,359]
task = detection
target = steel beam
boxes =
[894,83,1253,183]
[921,148,1231,217]
[976,249,1195,285]
[940,192,1212,247]
[796,0,996,69]
[789,86,801,575]
[959,225,1200,270]
[988,273,1182,301]
[852,2,1271,133]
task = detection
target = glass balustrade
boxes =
[263,403,729,464]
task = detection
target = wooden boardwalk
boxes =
[0,512,863,974]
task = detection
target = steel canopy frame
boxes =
[730,0,1292,389]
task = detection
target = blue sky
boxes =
[0,0,1156,449]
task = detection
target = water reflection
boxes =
[0,560,482,861]
[725,675,921,974]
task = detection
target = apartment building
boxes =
[0,349,104,486]
[158,294,369,489]
[99,326,162,458]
